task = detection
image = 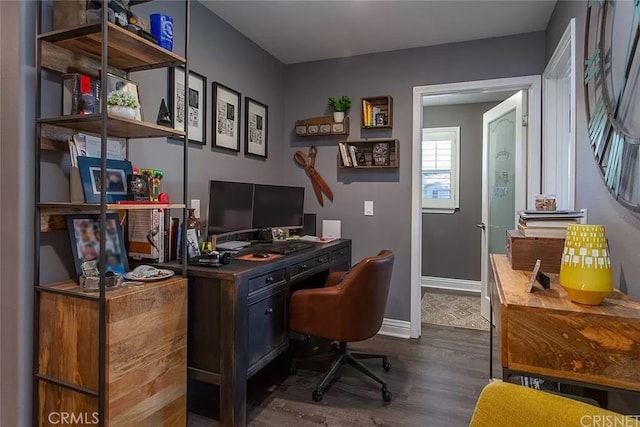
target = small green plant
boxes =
[107,90,139,109]
[328,96,351,113]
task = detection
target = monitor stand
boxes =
[216,241,251,251]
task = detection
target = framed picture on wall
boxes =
[169,67,207,145]
[244,97,268,158]
[212,82,241,152]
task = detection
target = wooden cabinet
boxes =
[338,138,399,169]
[38,277,187,426]
[361,96,393,129]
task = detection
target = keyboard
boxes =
[269,242,313,255]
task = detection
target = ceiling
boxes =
[201,0,557,64]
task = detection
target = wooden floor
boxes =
[188,324,492,427]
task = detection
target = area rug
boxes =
[421,291,490,331]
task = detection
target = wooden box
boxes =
[506,229,565,273]
[53,0,88,30]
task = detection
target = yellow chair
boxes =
[469,382,632,427]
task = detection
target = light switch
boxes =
[191,199,200,218]
[364,201,373,216]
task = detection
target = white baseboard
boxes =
[378,318,411,339]
[421,276,481,294]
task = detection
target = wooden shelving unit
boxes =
[337,138,399,169]
[34,3,190,426]
[361,96,393,129]
[294,116,349,137]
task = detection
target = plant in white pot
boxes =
[107,90,139,120]
[328,96,351,123]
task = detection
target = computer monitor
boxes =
[252,184,304,229]
[207,180,255,236]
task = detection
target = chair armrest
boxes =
[326,271,346,287]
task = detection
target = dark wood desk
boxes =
[170,239,351,426]
[490,254,640,394]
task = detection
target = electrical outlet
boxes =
[364,201,373,216]
[191,199,200,218]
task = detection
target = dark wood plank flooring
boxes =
[188,324,492,427]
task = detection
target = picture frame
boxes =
[212,82,241,152]
[169,67,207,145]
[77,156,133,203]
[244,97,268,158]
[66,213,129,278]
[106,73,143,121]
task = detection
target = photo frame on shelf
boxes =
[106,73,143,121]
[244,97,268,158]
[169,67,207,145]
[77,156,133,203]
[212,82,241,152]
[66,213,129,278]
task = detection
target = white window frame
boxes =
[421,126,460,214]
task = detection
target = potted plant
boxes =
[107,90,139,120]
[328,95,351,123]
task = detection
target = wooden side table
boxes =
[490,254,640,392]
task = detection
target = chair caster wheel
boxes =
[382,386,392,402]
[290,363,297,375]
[312,390,323,402]
[382,357,391,371]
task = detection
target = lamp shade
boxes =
[559,224,613,305]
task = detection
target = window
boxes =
[422,127,460,213]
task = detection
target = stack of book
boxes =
[338,142,365,167]
[517,210,585,238]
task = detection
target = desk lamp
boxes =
[559,224,613,305]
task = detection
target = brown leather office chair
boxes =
[289,250,394,403]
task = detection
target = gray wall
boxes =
[283,32,546,320]
[421,102,499,280]
[1,1,36,426]
[546,2,640,302]
[546,1,640,414]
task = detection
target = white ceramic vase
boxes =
[108,105,136,120]
[333,111,345,123]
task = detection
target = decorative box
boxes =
[506,229,565,274]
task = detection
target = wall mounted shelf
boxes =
[294,116,349,137]
[337,138,399,169]
[361,96,393,129]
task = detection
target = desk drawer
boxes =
[248,268,286,293]
[289,255,328,279]
[247,287,287,369]
[330,246,350,271]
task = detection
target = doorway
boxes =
[411,76,542,338]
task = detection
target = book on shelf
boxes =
[518,217,581,228]
[62,73,101,116]
[338,142,351,166]
[348,145,359,167]
[517,222,568,238]
[127,209,165,262]
[518,210,584,220]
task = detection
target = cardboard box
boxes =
[506,229,565,273]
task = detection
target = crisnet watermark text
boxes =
[580,415,640,427]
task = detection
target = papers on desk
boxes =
[299,235,338,243]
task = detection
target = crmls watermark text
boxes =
[48,412,99,425]
[580,415,640,427]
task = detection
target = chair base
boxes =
[291,341,392,403]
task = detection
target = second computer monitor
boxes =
[252,184,304,229]
[207,180,255,236]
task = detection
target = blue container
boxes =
[150,13,174,51]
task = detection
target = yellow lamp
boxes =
[559,224,613,305]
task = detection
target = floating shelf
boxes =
[295,116,349,137]
[38,114,185,139]
[39,22,186,72]
[338,139,399,169]
[361,96,393,129]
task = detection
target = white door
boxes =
[480,91,528,319]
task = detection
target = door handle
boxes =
[476,223,486,230]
